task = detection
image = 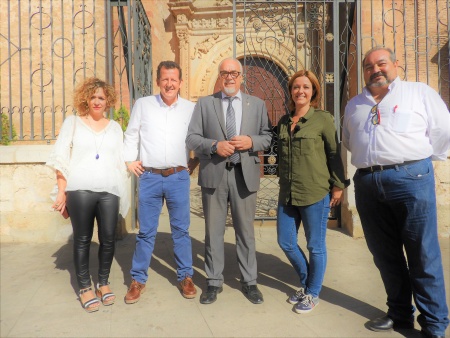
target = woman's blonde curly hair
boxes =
[73,77,117,116]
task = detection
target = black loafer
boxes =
[421,329,445,338]
[199,286,223,304]
[242,285,264,304]
[367,316,414,332]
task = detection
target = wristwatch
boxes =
[211,141,218,154]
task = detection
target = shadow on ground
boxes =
[50,228,420,337]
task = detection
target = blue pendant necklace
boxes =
[86,116,107,160]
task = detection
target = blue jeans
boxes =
[130,169,193,283]
[354,157,449,336]
[277,194,330,298]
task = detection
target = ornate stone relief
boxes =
[189,16,243,29]
[199,44,233,95]
[191,33,225,60]
[216,0,231,5]
[236,34,244,44]
[176,29,189,50]
[177,13,188,24]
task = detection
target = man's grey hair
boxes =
[218,57,243,73]
[362,46,396,66]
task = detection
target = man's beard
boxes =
[367,71,393,88]
[223,86,237,95]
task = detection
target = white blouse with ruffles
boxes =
[46,115,130,216]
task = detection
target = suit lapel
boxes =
[239,93,250,134]
[213,93,226,136]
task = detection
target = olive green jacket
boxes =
[277,107,348,206]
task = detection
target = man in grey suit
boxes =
[186,57,272,305]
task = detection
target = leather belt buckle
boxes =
[161,168,174,177]
[144,166,185,176]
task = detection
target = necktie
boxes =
[225,96,240,164]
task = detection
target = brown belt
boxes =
[143,166,186,177]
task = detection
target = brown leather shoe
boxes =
[125,279,146,304]
[178,276,197,299]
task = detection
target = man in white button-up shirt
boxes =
[123,61,198,303]
[343,47,449,338]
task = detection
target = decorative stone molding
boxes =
[176,28,189,50]
[216,0,231,6]
[190,16,243,30]
[170,0,313,98]
[191,33,224,60]
[198,44,233,96]
[177,13,188,24]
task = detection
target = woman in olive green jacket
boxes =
[276,70,348,314]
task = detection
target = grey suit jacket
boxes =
[186,92,272,192]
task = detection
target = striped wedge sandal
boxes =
[95,283,116,306]
[79,287,100,313]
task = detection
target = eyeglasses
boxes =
[219,71,241,79]
[370,104,381,125]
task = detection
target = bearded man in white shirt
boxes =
[343,46,450,338]
[123,61,198,303]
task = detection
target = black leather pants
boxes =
[66,190,119,289]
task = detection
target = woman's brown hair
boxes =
[287,70,321,111]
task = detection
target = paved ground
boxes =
[1,202,449,337]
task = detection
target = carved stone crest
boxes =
[191,33,222,59]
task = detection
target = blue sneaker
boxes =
[288,288,306,304]
[294,294,319,313]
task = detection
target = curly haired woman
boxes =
[47,78,129,312]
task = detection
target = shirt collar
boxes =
[221,90,242,101]
[389,76,401,89]
[289,106,315,121]
[157,94,180,108]
[363,76,401,101]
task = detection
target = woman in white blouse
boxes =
[47,78,129,313]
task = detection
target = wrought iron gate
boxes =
[111,0,152,108]
[235,0,449,221]
[0,0,151,142]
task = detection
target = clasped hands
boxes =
[216,135,252,157]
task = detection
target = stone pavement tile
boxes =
[196,285,318,337]
[0,306,22,337]
[5,301,113,338]
[297,306,422,338]
[109,298,211,337]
